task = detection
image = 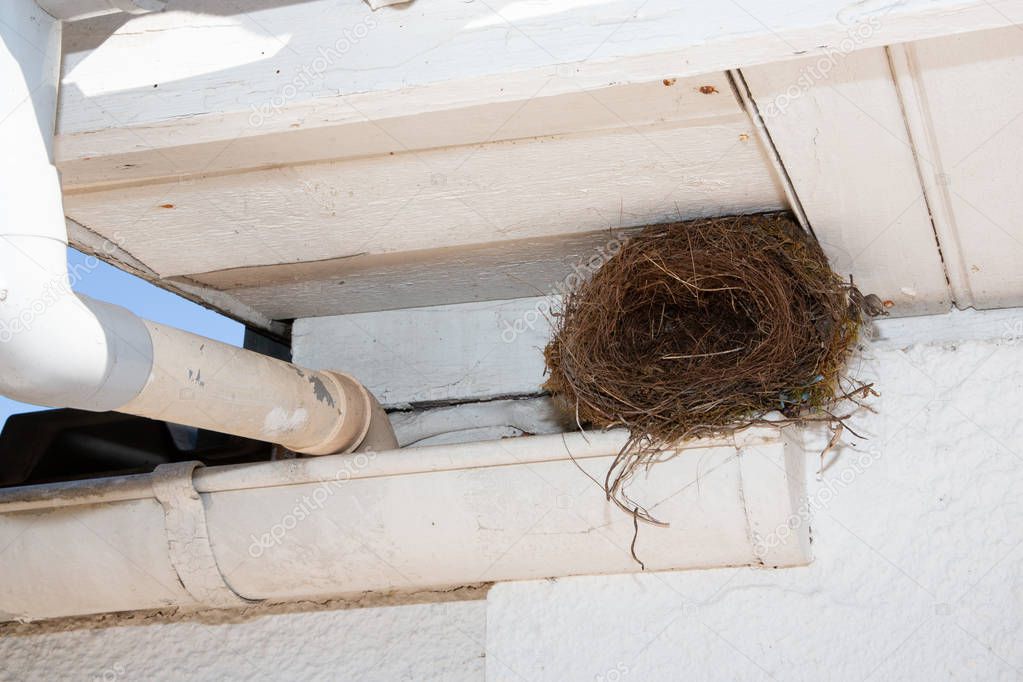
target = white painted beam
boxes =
[63,110,782,279]
[741,49,952,316]
[52,1,1023,325]
[293,297,553,408]
[889,28,1023,309]
[56,0,1023,185]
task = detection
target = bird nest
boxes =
[543,213,880,523]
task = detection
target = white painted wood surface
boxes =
[890,28,1023,309]
[64,114,782,278]
[56,0,1023,184]
[58,56,786,319]
[68,218,289,336]
[50,2,1023,325]
[741,49,951,316]
[57,70,740,189]
[189,229,636,319]
[293,296,553,407]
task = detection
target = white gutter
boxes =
[0,427,810,621]
[0,0,395,455]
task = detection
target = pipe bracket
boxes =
[151,461,257,609]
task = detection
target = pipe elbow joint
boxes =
[297,371,397,455]
[0,241,153,411]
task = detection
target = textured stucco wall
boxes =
[484,310,1023,681]
[0,597,487,681]
[1,309,1021,681]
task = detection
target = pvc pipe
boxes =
[0,0,395,455]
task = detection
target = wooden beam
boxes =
[57,0,1023,187]
[741,49,952,316]
[67,218,290,338]
[186,228,639,319]
[62,108,783,278]
[889,28,1023,309]
[293,296,552,408]
[57,75,738,190]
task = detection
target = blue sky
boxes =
[0,249,243,430]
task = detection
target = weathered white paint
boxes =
[55,0,1023,183]
[57,70,741,189]
[730,69,813,234]
[866,305,1023,347]
[293,296,554,407]
[67,218,288,336]
[189,228,639,319]
[43,3,1023,327]
[36,0,165,22]
[742,49,951,316]
[389,397,571,447]
[62,113,781,278]
[0,427,808,619]
[890,27,1023,309]
[57,63,782,319]
[365,0,412,9]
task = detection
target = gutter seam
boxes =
[150,461,259,608]
[735,447,766,567]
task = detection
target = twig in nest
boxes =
[630,508,645,570]
[818,422,845,479]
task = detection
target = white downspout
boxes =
[0,0,396,455]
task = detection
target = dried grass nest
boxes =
[543,213,881,523]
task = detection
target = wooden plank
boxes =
[187,228,634,319]
[292,296,552,407]
[63,115,784,279]
[67,219,289,338]
[890,28,1023,309]
[57,73,739,190]
[742,48,951,316]
[56,0,1023,185]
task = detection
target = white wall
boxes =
[0,597,487,682]
[2,307,1021,681]
[485,313,1023,680]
